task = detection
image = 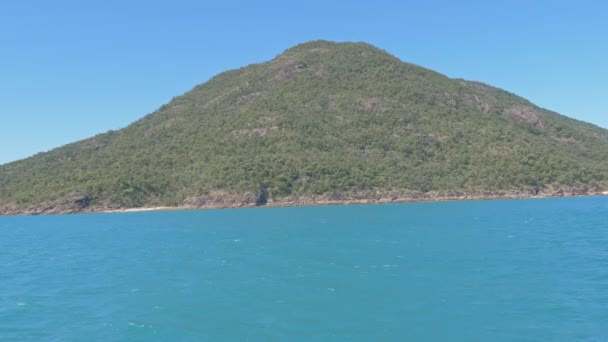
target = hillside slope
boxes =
[1,41,607,214]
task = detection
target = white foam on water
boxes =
[16,302,26,306]
[128,322,146,328]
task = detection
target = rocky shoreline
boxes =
[1,188,606,217]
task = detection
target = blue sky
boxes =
[1,0,606,164]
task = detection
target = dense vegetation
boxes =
[1,41,607,211]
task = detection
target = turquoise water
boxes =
[1,197,607,341]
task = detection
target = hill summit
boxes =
[1,41,607,215]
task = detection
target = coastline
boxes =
[104,191,608,214]
[1,190,607,217]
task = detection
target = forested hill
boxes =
[1,41,608,214]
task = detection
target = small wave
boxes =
[128,322,146,328]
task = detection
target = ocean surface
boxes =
[1,197,607,341]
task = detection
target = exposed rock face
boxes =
[505,106,544,128]
[66,192,90,209]
[229,126,279,139]
[182,190,259,208]
[0,192,90,215]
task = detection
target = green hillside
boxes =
[1,41,607,214]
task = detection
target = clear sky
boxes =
[1,0,606,164]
